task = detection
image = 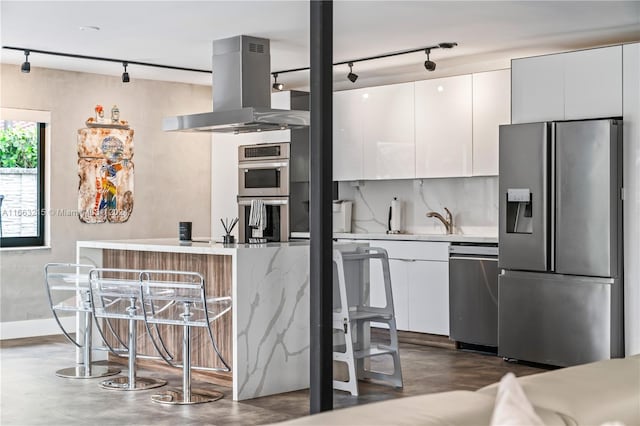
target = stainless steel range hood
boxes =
[163,35,310,134]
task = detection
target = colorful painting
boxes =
[77,126,134,223]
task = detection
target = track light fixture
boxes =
[121,62,130,83]
[424,48,436,72]
[21,50,30,73]
[347,62,358,83]
[272,73,284,91]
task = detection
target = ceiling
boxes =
[1,1,639,91]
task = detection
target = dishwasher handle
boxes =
[450,256,498,262]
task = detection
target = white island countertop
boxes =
[77,238,310,255]
[290,232,498,244]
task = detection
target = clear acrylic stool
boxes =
[140,270,232,405]
[44,263,120,379]
[89,268,166,391]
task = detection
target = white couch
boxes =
[275,355,640,426]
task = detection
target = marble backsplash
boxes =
[337,176,498,236]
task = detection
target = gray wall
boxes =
[0,64,212,322]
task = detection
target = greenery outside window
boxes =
[0,120,46,247]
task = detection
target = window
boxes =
[0,119,46,247]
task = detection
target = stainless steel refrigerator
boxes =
[498,119,624,367]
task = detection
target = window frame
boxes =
[1,122,46,248]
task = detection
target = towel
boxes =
[248,199,267,230]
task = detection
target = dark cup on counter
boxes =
[223,234,235,244]
[179,222,192,241]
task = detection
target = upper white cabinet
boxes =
[333,89,365,181]
[512,45,623,123]
[415,74,473,178]
[333,83,415,181]
[362,83,415,180]
[511,54,565,123]
[472,70,511,176]
[564,46,623,120]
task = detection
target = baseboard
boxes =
[0,316,75,340]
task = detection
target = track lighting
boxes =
[272,73,284,91]
[424,48,436,72]
[121,62,130,83]
[21,50,30,73]
[347,62,358,83]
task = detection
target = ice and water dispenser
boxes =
[506,188,533,234]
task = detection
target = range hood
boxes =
[163,35,309,133]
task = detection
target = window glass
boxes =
[0,120,45,247]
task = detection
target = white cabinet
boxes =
[333,89,365,181]
[511,54,565,123]
[512,45,623,123]
[407,260,449,335]
[333,83,414,181]
[564,46,623,120]
[358,240,449,335]
[362,83,415,180]
[472,70,511,176]
[415,75,473,178]
[623,43,640,356]
[369,258,409,330]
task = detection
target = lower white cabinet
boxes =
[351,240,450,336]
[407,260,449,335]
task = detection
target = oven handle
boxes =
[239,161,289,170]
[237,198,289,206]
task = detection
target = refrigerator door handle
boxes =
[550,122,555,272]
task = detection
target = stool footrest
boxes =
[151,388,224,405]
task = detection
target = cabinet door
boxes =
[369,257,409,331]
[564,46,623,120]
[362,83,415,180]
[408,260,449,335]
[472,70,510,176]
[415,75,472,178]
[511,54,565,123]
[333,90,364,181]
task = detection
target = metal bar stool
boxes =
[44,263,120,379]
[89,268,166,391]
[140,270,232,405]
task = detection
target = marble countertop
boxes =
[77,238,310,255]
[290,232,498,244]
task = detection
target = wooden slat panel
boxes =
[102,249,232,383]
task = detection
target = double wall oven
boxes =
[238,142,291,243]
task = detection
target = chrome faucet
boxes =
[426,207,453,234]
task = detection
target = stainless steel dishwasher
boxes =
[449,243,499,351]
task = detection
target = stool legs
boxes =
[151,303,223,405]
[56,310,120,379]
[100,298,166,391]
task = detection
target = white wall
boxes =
[0,64,212,325]
[337,177,498,236]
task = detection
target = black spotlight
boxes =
[424,48,436,72]
[272,73,284,91]
[121,62,130,83]
[21,50,30,73]
[347,62,358,83]
[438,42,458,49]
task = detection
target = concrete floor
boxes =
[1,335,545,425]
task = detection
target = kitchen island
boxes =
[77,238,318,401]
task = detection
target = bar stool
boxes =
[44,263,120,379]
[140,270,232,405]
[89,268,166,391]
[332,247,403,396]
